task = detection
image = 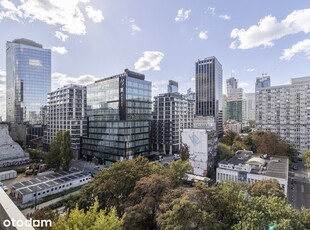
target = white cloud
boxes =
[51,46,68,54]
[0,0,22,21]
[55,31,68,42]
[85,5,104,23]
[131,24,141,35]
[207,7,215,16]
[280,39,310,61]
[52,72,98,90]
[219,14,231,20]
[134,51,164,72]
[246,68,255,72]
[0,0,105,35]
[238,82,250,89]
[175,8,191,22]
[230,9,310,49]
[199,31,208,40]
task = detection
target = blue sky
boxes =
[0,0,310,119]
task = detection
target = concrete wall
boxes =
[0,189,34,230]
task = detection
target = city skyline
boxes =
[0,1,310,119]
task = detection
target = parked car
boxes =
[174,154,181,160]
[0,185,8,191]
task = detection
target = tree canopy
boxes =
[45,130,72,171]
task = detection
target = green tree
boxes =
[74,157,154,216]
[53,198,124,230]
[232,196,310,230]
[124,174,172,230]
[167,160,191,185]
[45,131,72,171]
[60,131,72,171]
[160,196,218,230]
[249,179,285,198]
[216,143,234,162]
[200,181,250,228]
[220,130,238,146]
[180,143,190,161]
[28,148,43,161]
[303,150,310,168]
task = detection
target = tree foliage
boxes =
[53,198,124,230]
[123,174,173,230]
[303,150,310,168]
[249,179,285,198]
[180,143,190,161]
[216,143,234,162]
[45,131,72,171]
[233,196,310,230]
[28,148,43,161]
[220,130,239,146]
[167,160,191,185]
[160,196,217,230]
[74,157,154,216]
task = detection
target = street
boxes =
[70,159,105,174]
[288,159,310,209]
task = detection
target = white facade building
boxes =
[216,150,289,196]
[45,84,87,157]
[182,127,217,177]
[256,76,310,152]
[11,170,91,204]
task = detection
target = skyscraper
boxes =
[226,88,245,123]
[81,69,152,166]
[226,77,238,95]
[195,57,223,137]
[167,80,178,93]
[255,75,270,90]
[6,38,51,124]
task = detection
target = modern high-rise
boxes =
[226,88,245,123]
[256,76,310,152]
[195,57,223,137]
[152,81,195,154]
[45,85,87,157]
[167,80,178,93]
[245,93,255,121]
[81,69,152,166]
[226,77,238,95]
[6,38,51,124]
[255,75,270,90]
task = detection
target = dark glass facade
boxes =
[6,39,51,124]
[81,69,152,165]
[195,57,223,137]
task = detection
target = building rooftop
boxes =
[219,150,289,180]
[11,38,43,48]
[12,170,90,195]
[95,69,145,83]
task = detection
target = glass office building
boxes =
[81,69,152,165]
[6,38,51,124]
[195,57,223,137]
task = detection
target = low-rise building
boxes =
[216,150,289,196]
[11,170,91,204]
